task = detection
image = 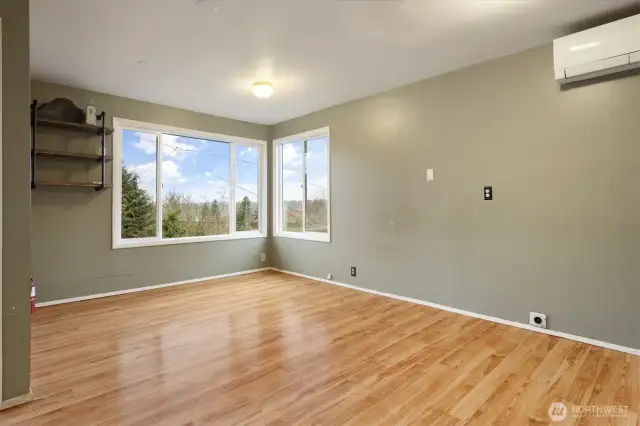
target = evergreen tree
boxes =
[199,203,211,235]
[189,211,206,236]
[162,209,185,238]
[201,203,210,221]
[211,200,220,219]
[211,200,223,234]
[236,196,252,231]
[121,166,155,238]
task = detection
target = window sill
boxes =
[113,231,266,249]
[273,232,331,243]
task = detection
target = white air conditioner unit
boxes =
[554,14,640,84]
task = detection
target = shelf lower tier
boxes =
[34,180,112,190]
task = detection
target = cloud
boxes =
[179,181,230,203]
[127,160,183,198]
[132,133,156,155]
[161,160,181,181]
[205,171,212,177]
[236,183,259,202]
[133,133,198,160]
[282,181,302,201]
[282,143,302,167]
[282,168,302,201]
[160,169,230,204]
[307,175,327,200]
[163,135,198,159]
[281,175,327,201]
[126,158,261,206]
[239,146,256,158]
[127,161,157,199]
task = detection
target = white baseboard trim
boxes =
[271,268,640,357]
[35,268,271,308]
[1,390,34,410]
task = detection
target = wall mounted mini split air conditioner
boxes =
[554,14,640,84]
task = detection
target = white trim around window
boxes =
[112,118,267,249]
[273,127,331,243]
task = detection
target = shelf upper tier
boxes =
[35,118,114,135]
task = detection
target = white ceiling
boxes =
[30,0,638,125]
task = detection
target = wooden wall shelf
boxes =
[35,149,113,161]
[35,180,113,189]
[36,118,114,135]
[31,99,112,191]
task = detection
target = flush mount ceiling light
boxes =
[252,82,274,99]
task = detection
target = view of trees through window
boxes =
[235,144,260,232]
[281,136,328,233]
[120,129,260,240]
[121,131,157,239]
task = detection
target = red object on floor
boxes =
[30,277,36,314]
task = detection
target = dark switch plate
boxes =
[484,186,493,200]
[351,267,357,277]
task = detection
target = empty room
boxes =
[0,0,639,424]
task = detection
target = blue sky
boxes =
[281,136,328,201]
[122,130,259,203]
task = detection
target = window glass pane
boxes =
[235,145,260,231]
[281,141,304,232]
[121,130,157,239]
[305,137,329,233]
[161,134,230,238]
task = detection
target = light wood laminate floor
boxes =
[0,271,638,425]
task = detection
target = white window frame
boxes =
[273,127,331,243]
[112,118,267,249]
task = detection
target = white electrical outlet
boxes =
[260,253,266,262]
[327,273,333,280]
[529,312,547,329]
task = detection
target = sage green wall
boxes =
[31,81,270,303]
[271,45,640,350]
[1,0,32,401]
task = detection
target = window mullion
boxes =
[277,144,283,234]
[302,140,307,233]
[258,144,264,234]
[156,132,163,239]
[229,142,236,235]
